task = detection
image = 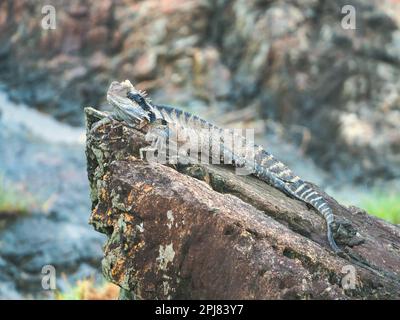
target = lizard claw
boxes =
[332,217,365,247]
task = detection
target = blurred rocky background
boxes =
[0,0,399,299]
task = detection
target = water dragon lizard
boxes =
[89,79,348,255]
[88,79,400,281]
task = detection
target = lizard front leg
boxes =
[139,123,170,163]
[89,112,122,134]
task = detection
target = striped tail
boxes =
[287,181,341,253]
[252,148,341,253]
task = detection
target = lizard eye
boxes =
[127,92,144,104]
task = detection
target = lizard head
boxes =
[107,80,153,122]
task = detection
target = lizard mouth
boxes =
[107,92,150,122]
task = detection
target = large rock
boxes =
[1,0,399,183]
[85,107,400,300]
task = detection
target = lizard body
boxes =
[105,80,341,253]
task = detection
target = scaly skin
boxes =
[106,80,341,253]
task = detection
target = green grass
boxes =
[362,193,400,224]
[56,278,119,300]
[0,176,34,216]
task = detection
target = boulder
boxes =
[85,107,400,299]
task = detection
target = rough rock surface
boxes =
[86,108,400,300]
[1,0,400,183]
